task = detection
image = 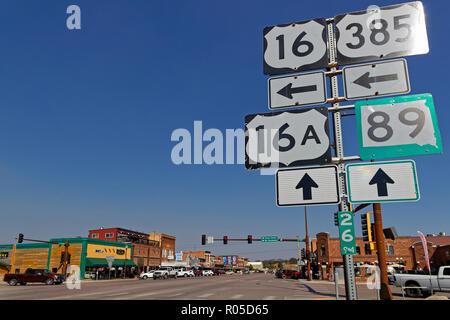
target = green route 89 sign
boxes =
[338,211,357,255]
[355,93,443,160]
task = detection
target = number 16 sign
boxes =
[356,93,443,160]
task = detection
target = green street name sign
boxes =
[261,236,278,243]
[355,93,443,160]
[338,211,357,255]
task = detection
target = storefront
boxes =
[49,238,136,280]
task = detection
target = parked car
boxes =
[139,270,155,280]
[275,269,301,280]
[214,269,225,275]
[202,269,214,276]
[225,270,234,275]
[3,268,63,286]
[392,266,450,298]
[176,268,194,277]
[153,267,177,280]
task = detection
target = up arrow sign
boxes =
[369,168,395,197]
[295,173,318,200]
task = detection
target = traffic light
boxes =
[18,233,24,244]
[301,248,306,259]
[361,213,372,242]
[201,234,206,245]
[306,250,310,260]
[223,236,228,245]
[334,212,339,226]
[247,235,252,244]
[364,243,371,254]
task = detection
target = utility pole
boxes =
[297,236,301,272]
[304,206,311,281]
[373,203,393,300]
[61,240,70,277]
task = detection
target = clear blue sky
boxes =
[0,0,448,260]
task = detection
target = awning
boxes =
[0,261,10,267]
[85,258,136,268]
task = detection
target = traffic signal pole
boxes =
[304,206,311,281]
[373,203,393,300]
[327,19,358,300]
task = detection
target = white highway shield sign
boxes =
[276,166,340,206]
[268,71,327,109]
[346,160,420,204]
[263,18,328,75]
[356,93,443,160]
[245,107,331,170]
[343,59,410,100]
[335,1,429,65]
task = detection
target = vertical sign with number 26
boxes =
[338,211,357,255]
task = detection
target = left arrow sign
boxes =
[268,71,327,110]
[295,173,318,200]
[277,84,317,99]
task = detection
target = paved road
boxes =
[0,273,445,300]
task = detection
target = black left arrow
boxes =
[353,72,398,89]
[277,83,317,99]
[369,169,395,197]
[295,173,318,200]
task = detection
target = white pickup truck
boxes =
[393,266,450,298]
[176,268,194,278]
[153,266,178,280]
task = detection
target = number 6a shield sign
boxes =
[245,107,331,170]
[356,93,443,160]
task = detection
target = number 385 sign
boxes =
[338,211,357,255]
[356,93,443,160]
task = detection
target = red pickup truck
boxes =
[3,268,63,286]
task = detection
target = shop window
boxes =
[386,245,394,255]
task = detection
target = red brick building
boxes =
[148,232,176,264]
[88,228,161,271]
[314,232,450,279]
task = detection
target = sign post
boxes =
[327,20,358,300]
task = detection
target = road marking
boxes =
[231,294,243,299]
[167,292,184,297]
[197,293,214,298]
[111,291,156,300]
[104,292,130,297]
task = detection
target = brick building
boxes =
[182,251,212,267]
[148,232,176,264]
[314,232,450,279]
[88,228,162,271]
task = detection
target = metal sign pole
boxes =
[327,20,358,300]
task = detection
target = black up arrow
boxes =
[353,72,398,89]
[277,83,317,99]
[295,173,318,200]
[369,169,395,197]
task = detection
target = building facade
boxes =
[314,232,450,278]
[149,232,176,264]
[89,228,161,271]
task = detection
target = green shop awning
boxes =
[0,261,10,267]
[85,258,136,268]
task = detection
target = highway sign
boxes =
[346,160,420,204]
[261,236,279,242]
[245,107,331,170]
[338,211,357,255]
[263,18,328,75]
[268,71,327,109]
[343,59,410,100]
[106,256,115,268]
[355,93,443,160]
[276,165,340,206]
[335,1,429,65]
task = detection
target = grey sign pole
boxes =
[327,20,358,300]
